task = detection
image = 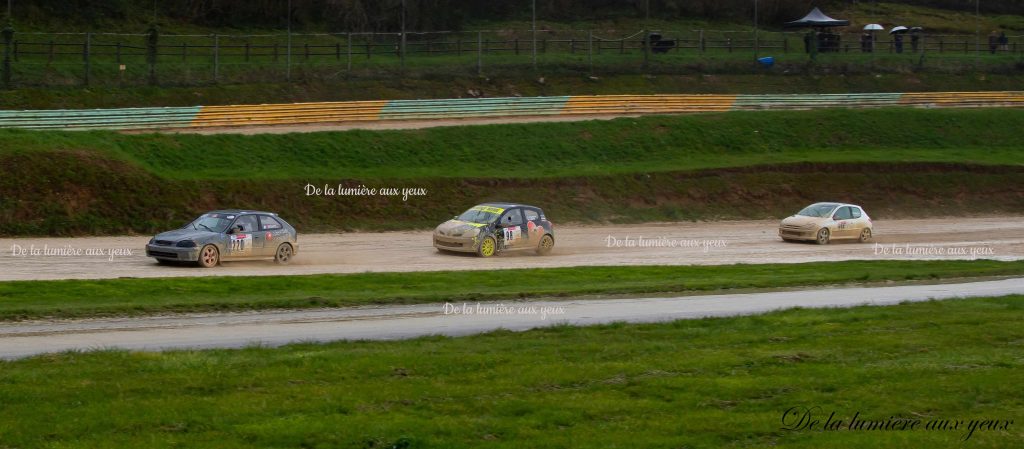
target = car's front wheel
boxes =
[816,228,831,245]
[477,236,497,257]
[859,227,873,243]
[198,245,220,268]
[274,243,294,264]
[536,234,554,255]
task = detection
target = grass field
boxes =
[1,108,1023,235]
[4,108,1023,181]
[0,295,1020,447]
[0,260,1021,320]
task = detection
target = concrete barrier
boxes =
[0,91,1021,131]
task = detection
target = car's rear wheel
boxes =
[477,236,497,257]
[197,245,219,268]
[274,243,294,264]
[816,228,831,245]
[859,227,873,243]
[536,234,554,255]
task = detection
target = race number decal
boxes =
[503,227,522,242]
[230,234,253,255]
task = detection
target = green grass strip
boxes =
[0,295,1021,447]
[1,259,1022,320]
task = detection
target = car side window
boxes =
[851,207,862,219]
[233,215,259,233]
[260,215,283,230]
[834,207,853,220]
[501,209,524,226]
[524,209,540,221]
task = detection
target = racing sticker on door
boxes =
[503,227,522,244]
[229,233,253,255]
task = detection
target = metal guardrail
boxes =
[0,92,1021,131]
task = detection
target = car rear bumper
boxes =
[146,244,201,261]
[433,235,477,253]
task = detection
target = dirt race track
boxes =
[1,217,1022,282]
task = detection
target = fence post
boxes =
[588,31,593,74]
[476,31,482,76]
[1,24,12,89]
[213,34,220,82]
[642,29,649,69]
[700,30,705,52]
[83,32,91,86]
[346,33,352,71]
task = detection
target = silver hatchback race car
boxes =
[778,202,873,244]
[146,210,298,267]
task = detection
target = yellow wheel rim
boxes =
[480,238,495,257]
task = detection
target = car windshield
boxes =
[796,204,839,218]
[185,214,233,233]
[457,206,504,224]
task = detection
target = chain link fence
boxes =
[2,26,1022,88]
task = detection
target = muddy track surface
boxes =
[1,218,1021,281]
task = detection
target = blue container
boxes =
[757,56,775,67]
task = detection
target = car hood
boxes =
[435,219,487,236]
[153,229,220,241]
[780,215,828,227]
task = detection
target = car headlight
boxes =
[465,227,481,237]
[175,240,197,248]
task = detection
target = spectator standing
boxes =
[998,32,1009,52]
[988,31,998,54]
[894,34,903,53]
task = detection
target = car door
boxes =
[498,208,527,249]
[523,208,545,243]
[831,206,856,239]
[226,215,264,258]
[848,206,867,235]
[258,215,288,256]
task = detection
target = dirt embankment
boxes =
[1,149,1023,237]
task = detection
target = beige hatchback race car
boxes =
[778,202,873,244]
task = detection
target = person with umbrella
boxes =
[890,26,908,53]
[989,30,999,54]
[910,27,923,53]
[863,24,882,53]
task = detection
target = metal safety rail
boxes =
[0,91,1021,131]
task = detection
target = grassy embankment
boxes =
[1,107,1023,236]
[0,260,1022,320]
[0,295,1021,447]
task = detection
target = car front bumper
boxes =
[433,234,478,253]
[146,244,201,261]
[778,228,816,240]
